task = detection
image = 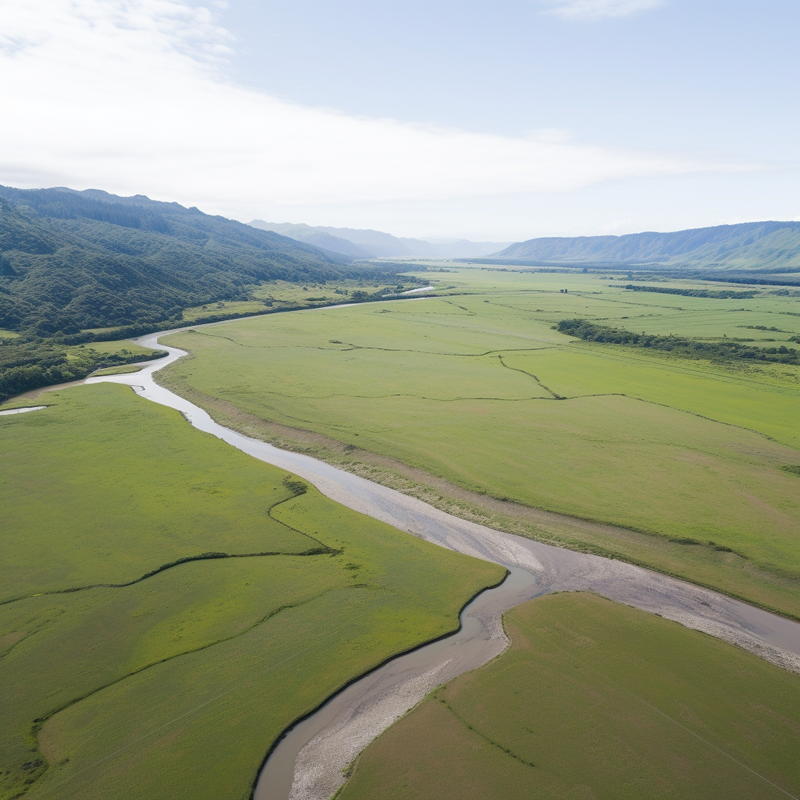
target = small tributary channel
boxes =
[11,315,800,800]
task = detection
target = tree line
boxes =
[555,319,800,365]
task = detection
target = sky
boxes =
[0,0,798,240]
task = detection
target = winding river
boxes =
[13,315,800,800]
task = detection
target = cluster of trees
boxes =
[0,339,165,402]
[281,476,309,496]
[698,274,800,288]
[623,284,757,299]
[349,286,402,302]
[739,325,785,332]
[555,319,800,365]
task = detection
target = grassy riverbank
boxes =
[338,592,800,800]
[0,383,502,800]
[157,268,800,618]
[0,336,166,402]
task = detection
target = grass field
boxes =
[66,339,159,361]
[179,278,414,323]
[0,383,502,800]
[158,268,800,617]
[338,592,800,800]
[90,363,144,375]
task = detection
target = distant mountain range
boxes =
[248,220,511,259]
[493,221,800,270]
[248,219,800,271]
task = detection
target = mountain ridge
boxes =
[0,185,386,336]
[249,220,511,259]
[494,221,800,270]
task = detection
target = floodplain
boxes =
[159,267,800,618]
[338,592,800,800]
[5,265,800,800]
[0,383,501,800]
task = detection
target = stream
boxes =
[11,317,800,800]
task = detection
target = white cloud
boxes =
[0,0,744,224]
[543,0,665,20]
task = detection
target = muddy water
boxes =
[6,316,800,800]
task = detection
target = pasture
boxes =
[0,383,501,800]
[159,268,800,617]
[179,278,414,323]
[338,592,800,800]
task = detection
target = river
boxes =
[11,315,800,800]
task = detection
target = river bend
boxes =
[13,318,800,800]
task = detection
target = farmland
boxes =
[338,592,800,800]
[178,278,414,323]
[158,267,800,618]
[0,383,502,800]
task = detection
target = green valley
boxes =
[0,187,417,400]
[6,1,800,794]
[0,383,502,800]
[157,267,800,617]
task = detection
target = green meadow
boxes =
[159,268,800,617]
[67,339,158,361]
[338,592,800,800]
[179,278,414,323]
[0,384,502,800]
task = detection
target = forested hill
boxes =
[495,221,800,270]
[0,185,368,336]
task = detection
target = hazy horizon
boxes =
[1,0,797,240]
[247,215,799,244]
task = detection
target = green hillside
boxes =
[0,186,378,336]
[495,221,800,270]
[0,185,414,401]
